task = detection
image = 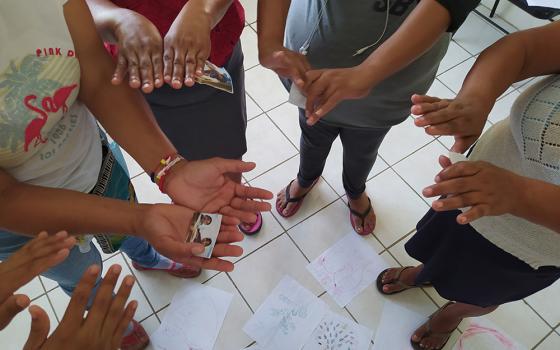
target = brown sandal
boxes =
[376,266,431,295]
[411,302,458,350]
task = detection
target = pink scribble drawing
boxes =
[456,323,515,350]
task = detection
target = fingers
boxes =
[171,48,186,89]
[312,90,340,121]
[220,207,257,224]
[431,191,481,211]
[60,265,100,327]
[216,229,244,244]
[152,53,164,88]
[410,99,449,116]
[305,72,327,119]
[457,204,491,224]
[211,243,243,258]
[438,155,452,170]
[451,136,478,154]
[423,177,476,198]
[200,258,235,272]
[0,294,30,330]
[233,183,274,201]
[111,301,137,349]
[125,52,142,89]
[102,275,135,338]
[23,305,50,350]
[139,51,155,93]
[436,161,481,182]
[184,50,197,87]
[214,158,257,175]
[112,54,128,85]
[85,264,122,328]
[411,94,442,105]
[221,216,241,226]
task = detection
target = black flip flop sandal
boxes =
[276,179,318,218]
[348,197,374,236]
[411,302,457,350]
[376,266,432,295]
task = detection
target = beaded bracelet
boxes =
[150,154,184,192]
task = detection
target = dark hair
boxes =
[201,237,212,246]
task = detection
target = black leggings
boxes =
[297,110,390,199]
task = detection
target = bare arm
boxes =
[459,21,560,106]
[257,0,291,60]
[66,0,176,173]
[517,177,560,233]
[182,0,233,29]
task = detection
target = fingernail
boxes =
[434,201,443,209]
[125,276,135,287]
[16,296,28,308]
[423,187,433,196]
[111,265,122,274]
[88,265,100,275]
[131,300,138,311]
[434,175,441,182]
[55,231,67,238]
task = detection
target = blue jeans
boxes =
[0,140,161,301]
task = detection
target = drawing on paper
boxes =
[452,321,527,350]
[271,294,309,335]
[315,319,356,349]
[307,233,388,307]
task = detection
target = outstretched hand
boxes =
[164,158,273,223]
[23,264,136,350]
[136,203,245,272]
[422,155,524,224]
[411,94,492,153]
[0,231,75,330]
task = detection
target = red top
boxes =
[107,0,245,67]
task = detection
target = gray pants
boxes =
[297,110,390,199]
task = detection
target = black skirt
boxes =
[144,42,247,161]
[405,209,560,308]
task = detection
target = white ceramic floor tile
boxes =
[249,156,339,230]
[206,272,254,350]
[526,279,560,327]
[363,169,429,248]
[48,254,153,322]
[488,90,520,124]
[228,211,284,263]
[229,234,323,310]
[319,293,356,319]
[378,117,435,165]
[322,137,389,196]
[245,65,288,111]
[288,199,383,261]
[122,148,144,179]
[240,0,257,24]
[246,94,263,121]
[437,40,472,76]
[438,57,477,94]
[142,314,161,350]
[17,277,45,301]
[462,301,551,349]
[40,276,59,292]
[426,79,457,101]
[535,332,560,350]
[453,12,505,55]
[267,102,301,149]
[131,173,172,204]
[244,114,298,180]
[0,295,57,349]
[474,4,519,33]
[393,140,449,204]
[438,121,493,151]
[240,26,259,70]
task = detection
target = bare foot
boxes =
[380,266,422,294]
[411,303,461,350]
[348,193,376,234]
[276,179,316,217]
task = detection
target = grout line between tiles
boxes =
[523,299,556,331]
[120,253,160,323]
[532,329,555,350]
[226,272,255,314]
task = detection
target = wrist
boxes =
[509,174,531,217]
[130,204,151,238]
[355,61,383,91]
[258,42,286,65]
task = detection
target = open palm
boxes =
[164,158,273,223]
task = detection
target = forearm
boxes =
[514,177,560,233]
[459,22,560,105]
[86,0,132,41]
[182,0,233,29]
[359,0,450,88]
[0,171,143,237]
[64,0,177,172]
[257,0,291,59]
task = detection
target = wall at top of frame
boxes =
[480,0,558,30]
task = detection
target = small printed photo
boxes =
[195,60,234,94]
[186,212,223,259]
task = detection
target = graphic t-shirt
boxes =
[0,0,102,192]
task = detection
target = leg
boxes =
[412,302,498,349]
[339,125,390,234]
[276,110,339,216]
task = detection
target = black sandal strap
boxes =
[348,197,372,228]
[282,180,316,209]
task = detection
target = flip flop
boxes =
[411,302,457,350]
[238,212,263,236]
[276,179,318,218]
[376,266,432,295]
[348,197,375,236]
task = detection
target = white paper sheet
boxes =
[151,282,233,350]
[372,301,427,350]
[307,233,389,307]
[243,275,328,350]
[303,310,374,350]
[527,0,560,9]
[452,319,527,350]
[289,85,307,109]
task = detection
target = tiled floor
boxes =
[3,5,560,350]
